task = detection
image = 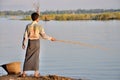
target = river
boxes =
[0,18,120,80]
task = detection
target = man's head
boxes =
[31,12,39,21]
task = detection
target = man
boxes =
[21,12,56,77]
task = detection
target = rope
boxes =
[56,40,108,50]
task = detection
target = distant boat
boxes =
[10,16,17,20]
[9,16,22,20]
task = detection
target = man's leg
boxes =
[34,70,40,77]
[21,71,26,77]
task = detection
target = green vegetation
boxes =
[21,12,120,21]
[0,9,120,20]
[21,15,31,20]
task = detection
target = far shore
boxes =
[20,12,120,21]
[1,12,120,21]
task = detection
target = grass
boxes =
[21,12,120,21]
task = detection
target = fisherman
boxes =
[21,12,56,77]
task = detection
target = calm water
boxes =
[0,18,120,80]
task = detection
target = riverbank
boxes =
[22,12,120,21]
[0,75,81,80]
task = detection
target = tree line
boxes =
[42,9,120,14]
[0,9,120,16]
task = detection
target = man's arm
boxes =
[22,28,28,49]
[40,28,56,41]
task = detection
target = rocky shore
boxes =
[0,62,82,80]
[0,75,81,80]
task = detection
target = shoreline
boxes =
[0,74,81,80]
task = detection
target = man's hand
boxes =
[51,37,56,41]
[22,44,26,50]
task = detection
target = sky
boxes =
[0,0,120,11]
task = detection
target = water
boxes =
[0,18,120,80]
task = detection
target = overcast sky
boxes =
[0,0,120,11]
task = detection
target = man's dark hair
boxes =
[31,12,39,21]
